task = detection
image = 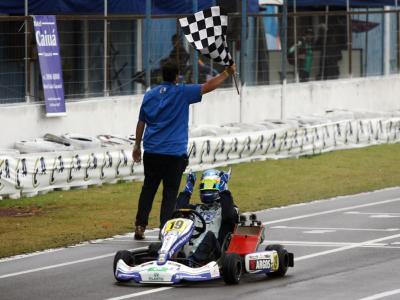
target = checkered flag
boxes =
[179,6,233,66]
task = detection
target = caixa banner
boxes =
[33,15,66,117]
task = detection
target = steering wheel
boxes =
[171,209,206,239]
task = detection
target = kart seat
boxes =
[226,226,263,256]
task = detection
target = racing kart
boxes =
[113,209,294,285]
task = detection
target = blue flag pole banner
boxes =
[33,15,66,117]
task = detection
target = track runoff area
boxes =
[1,188,400,300]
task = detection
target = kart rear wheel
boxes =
[265,244,289,277]
[113,250,134,282]
[222,253,242,285]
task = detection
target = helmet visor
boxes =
[200,177,220,191]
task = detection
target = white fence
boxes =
[187,118,400,170]
[1,117,399,200]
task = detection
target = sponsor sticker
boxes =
[148,272,165,281]
[148,267,168,272]
[249,259,271,270]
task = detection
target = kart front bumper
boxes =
[115,259,221,284]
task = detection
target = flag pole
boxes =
[232,73,240,95]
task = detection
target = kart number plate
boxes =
[249,258,271,270]
[164,218,188,234]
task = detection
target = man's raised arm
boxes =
[201,64,236,95]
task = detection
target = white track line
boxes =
[262,197,400,225]
[266,240,386,247]
[270,226,399,232]
[0,247,148,279]
[0,253,115,279]
[0,229,159,263]
[105,287,173,300]
[358,289,400,300]
[295,233,400,261]
[345,212,400,216]
[266,240,400,249]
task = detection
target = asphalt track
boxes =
[1,187,400,300]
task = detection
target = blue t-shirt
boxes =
[138,82,202,156]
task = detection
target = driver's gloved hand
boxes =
[183,171,196,194]
[218,171,230,192]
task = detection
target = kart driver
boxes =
[175,169,238,265]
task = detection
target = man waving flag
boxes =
[179,6,239,94]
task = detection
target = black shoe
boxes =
[134,225,146,240]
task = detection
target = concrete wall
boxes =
[1,75,399,149]
[0,95,143,149]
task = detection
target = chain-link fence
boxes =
[248,8,399,86]
[0,19,26,103]
[0,6,399,104]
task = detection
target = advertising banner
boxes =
[33,15,66,117]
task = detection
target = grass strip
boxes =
[0,143,399,258]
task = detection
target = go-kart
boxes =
[113,209,294,285]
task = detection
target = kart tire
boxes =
[221,233,232,253]
[265,244,289,277]
[222,253,242,285]
[218,233,232,267]
[148,242,162,257]
[113,250,134,282]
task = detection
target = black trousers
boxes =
[135,152,187,229]
[191,231,221,264]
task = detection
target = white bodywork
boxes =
[116,259,220,284]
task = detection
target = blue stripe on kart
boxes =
[171,272,214,283]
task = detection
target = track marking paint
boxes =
[345,212,400,216]
[0,253,115,279]
[270,225,400,232]
[345,211,400,218]
[265,240,400,249]
[295,233,400,261]
[358,289,400,300]
[263,197,400,225]
[0,229,159,263]
[104,287,173,300]
[0,247,148,279]
[303,230,335,234]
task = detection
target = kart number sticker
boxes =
[249,259,271,270]
[164,219,188,234]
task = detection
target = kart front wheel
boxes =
[222,253,242,285]
[265,244,289,277]
[113,250,134,282]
